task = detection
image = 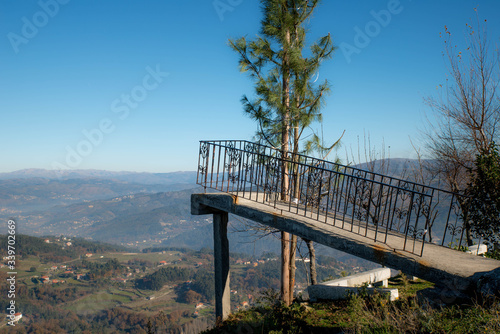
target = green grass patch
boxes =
[388,274,434,296]
[67,290,134,315]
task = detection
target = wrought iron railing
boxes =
[197,140,469,256]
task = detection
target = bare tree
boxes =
[422,11,499,246]
[424,11,500,194]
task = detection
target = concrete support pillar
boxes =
[213,212,230,321]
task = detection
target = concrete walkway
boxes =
[192,192,500,294]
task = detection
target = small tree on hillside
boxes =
[229,0,338,305]
[463,143,500,248]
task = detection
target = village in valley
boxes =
[1,234,365,331]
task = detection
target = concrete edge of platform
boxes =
[191,193,500,298]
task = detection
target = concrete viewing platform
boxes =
[193,141,500,321]
[192,193,500,301]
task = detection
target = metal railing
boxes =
[197,140,468,256]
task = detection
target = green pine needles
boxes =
[229,0,337,157]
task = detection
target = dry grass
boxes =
[204,275,500,334]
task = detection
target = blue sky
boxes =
[1,0,499,173]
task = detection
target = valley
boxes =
[0,169,384,333]
[0,235,369,333]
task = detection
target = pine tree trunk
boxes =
[288,234,297,302]
[281,17,291,202]
[280,6,292,306]
[281,231,290,306]
[287,24,300,304]
[305,239,317,285]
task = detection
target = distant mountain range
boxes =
[0,169,204,245]
[0,168,197,185]
[22,188,204,244]
[1,160,443,260]
[0,170,198,211]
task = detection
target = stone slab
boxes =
[321,268,392,288]
[466,244,488,255]
[308,285,399,302]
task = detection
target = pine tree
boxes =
[229,0,336,305]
